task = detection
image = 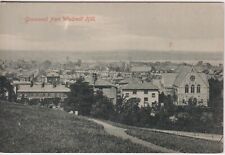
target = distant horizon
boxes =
[0,50,223,65]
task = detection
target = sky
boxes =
[0,2,224,53]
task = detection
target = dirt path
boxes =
[139,127,223,142]
[89,118,178,153]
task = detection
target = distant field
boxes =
[0,101,155,153]
[126,128,223,153]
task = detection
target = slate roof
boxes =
[173,65,209,87]
[118,79,129,84]
[12,81,31,85]
[46,72,60,77]
[122,82,158,90]
[131,66,152,72]
[17,84,70,93]
[84,76,116,87]
[161,73,178,88]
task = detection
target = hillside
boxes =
[0,101,155,153]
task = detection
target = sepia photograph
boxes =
[0,1,224,153]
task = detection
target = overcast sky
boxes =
[0,2,223,53]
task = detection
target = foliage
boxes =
[208,78,223,133]
[0,76,15,101]
[64,77,94,115]
[90,90,115,120]
[115,97,141,125]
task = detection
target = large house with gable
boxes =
[158,65,209,106]
[173,65,209,106]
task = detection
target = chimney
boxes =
[30,81,33,87]
[53,83,57,88]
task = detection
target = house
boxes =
[131,66,151,76]
[173,65,209,106]
[16,84,70,101]
[12,80,31,94]
[121,82,159,107]
[160,65,209,106]
[85,76,117,104]
[46,71,60,84]
[160,73,178,95]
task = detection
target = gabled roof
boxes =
[173,65,209,87]
[161,73,178,88]
[122,82,158,90]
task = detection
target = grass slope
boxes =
[126,128,223,153]
[99,119,223,153]
[0,101,155,153]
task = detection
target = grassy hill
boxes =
[0,101,155,153]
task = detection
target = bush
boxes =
[90,90,115,120]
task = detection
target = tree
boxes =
[0,76,15,101]
[118,97,141,125]
[90,90,115,119]
[208,78,223,133]
[64,77,94,115]
[77,59,82,67]
[115,94,127,115]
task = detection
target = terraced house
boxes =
[16,84,70,101]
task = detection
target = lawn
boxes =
[99,119,223,153]
[126,128,223,153]
[0,101,156,153]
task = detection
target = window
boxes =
[144,90,148,94]
[197,84,201,93]
[144,97,148,102]
[191,85,195,93]
[152,93,155,98]
[110,98,114,103]
[190,75,195,81]
[182,99,186,104]
[185,85,189,93]
[125,93,129,97]
[133,90,137,94]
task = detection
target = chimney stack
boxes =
[30,81,33,87]
[42,82,45,87]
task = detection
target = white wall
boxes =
[122,89,159,107]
